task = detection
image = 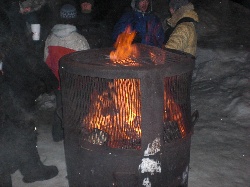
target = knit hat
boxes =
[60,4,77,19]
[169,0,189,11]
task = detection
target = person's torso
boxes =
[132,11,162,47]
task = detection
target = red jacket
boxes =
[45,46,76,89]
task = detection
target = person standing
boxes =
[112,0,165,48]
[164,0,199,56]
[0,5,59,185]
[44,3,90,82]
[44,3,90,142]
[76,0,113,48]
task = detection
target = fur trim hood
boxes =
[167,3,199,27]
[19,0,46,13]
[51,24,77,38]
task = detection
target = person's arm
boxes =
[153,17,165,48]
[145,15,165,48]
[74,34,90,50]
[44,37,50,62]
[79,35,90,50]
[164,23,191,52]
[112,12,133,42]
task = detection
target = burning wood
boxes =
[164,78,188,138]
[83,78,141,149]
[85,128,109,145]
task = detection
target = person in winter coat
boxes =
[15,0,46,38]
[44,3,90,142]
[44,4,90,63]
[76,0,113,48]
[19,0,57,43]
[112,0,165,48]
[6,0,55,57]
[76,0,99,48]
[0,5,58,185]
[44,3,90,82]
[19,0,46,13]
[164,0,199,56]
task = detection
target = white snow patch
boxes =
[182,166,189,184]
[144,137,161,156]
[139,158,161,175]
[142,177,151,187]
[224,96,250,119]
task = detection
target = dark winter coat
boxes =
[112,0,164,48]
[0,5,57,178]
[1,5,58,103]
[76,12,113,49]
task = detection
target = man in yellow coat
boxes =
[164,0,199,56]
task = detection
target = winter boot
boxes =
[0,173,12,187]
[18,128,59,183]
[20,160,58,183]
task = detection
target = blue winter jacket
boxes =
[112,10,165,48]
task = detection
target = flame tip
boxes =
[110,25,139,62]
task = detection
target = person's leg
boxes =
[0,173,12,187]
[20,160,59,183]
[17,120,59,183]
[52,90,64,142]
[1,117,58,184]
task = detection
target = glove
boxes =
[133,32,142,44]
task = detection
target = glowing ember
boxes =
[83,79,141,149]
[164,83,187,138]
[164,99,186,137]
[110,25,139,61]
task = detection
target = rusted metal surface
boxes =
[60,44,195,187]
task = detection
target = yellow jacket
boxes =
[164,3,199,56]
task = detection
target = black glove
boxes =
[133,32,142,44]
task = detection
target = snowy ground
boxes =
[189,47,250,187]
[11,1,250,187]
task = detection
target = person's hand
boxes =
[133,32,142,43]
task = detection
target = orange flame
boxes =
[110,25,138,61]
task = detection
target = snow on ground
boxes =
[11,46,250,187]
[11,1,250,186]
[189,47,250,187]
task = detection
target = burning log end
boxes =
[163,121,182,143]
[85,128,109,145]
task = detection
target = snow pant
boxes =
[52,90,63,142]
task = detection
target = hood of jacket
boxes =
[51,24,77,38]
[19,0,46,13]
[131,0,152,13]
[167,3,199,27]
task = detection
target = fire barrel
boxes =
[59,44,196,187]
